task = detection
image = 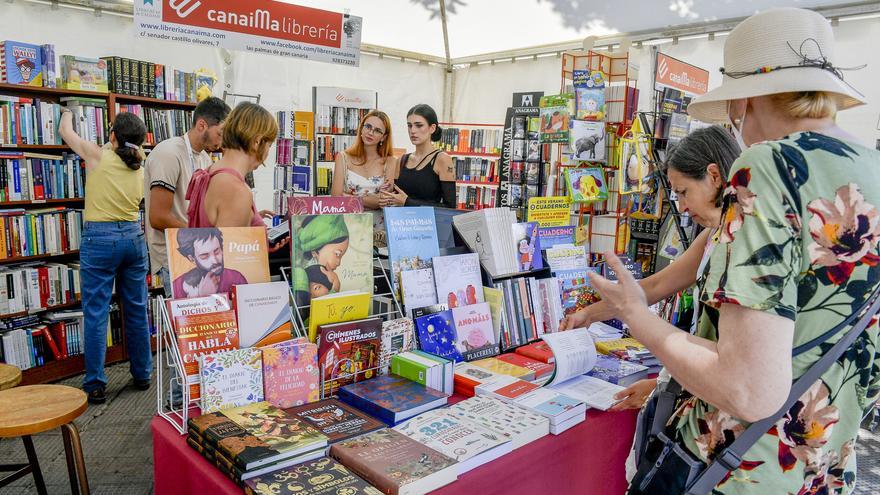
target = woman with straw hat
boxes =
[583,7,879,494]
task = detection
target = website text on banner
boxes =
[134,0,363,67]
[654,52,709,97]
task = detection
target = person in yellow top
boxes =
[59,109,151,405]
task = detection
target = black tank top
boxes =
[396,150,442,203]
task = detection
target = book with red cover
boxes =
[48,321,68,358]
[285,398,384,444]
[329,428,458,495]
[496,353,554,380]
[317,317,382,396]
[515,341,555,363]
[287,196,364,216]
[40,324,62,360]
[175,310,240,400]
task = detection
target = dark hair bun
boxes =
[431,125,442,142]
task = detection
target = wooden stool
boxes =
[0,385,90,495]
[0,364,21,391]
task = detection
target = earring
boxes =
[733,118,742,126]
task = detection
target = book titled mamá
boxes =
[231,281,294,348]
[287,196,364,216]
[329,428,458,495]
[261,340,319,409]
[384,207,440,296]
[291,213,373,308]
[175,310,239,400]
[199,347,264,413]
[165,227,269,300]
[244,457,382,495]
[317,317,382,395]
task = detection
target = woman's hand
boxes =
[361,193,382,210]
[559,308,592,331]
[609,378,658,411]
[588,252,648,321]
[259,209,276,220]
[379,185,408,207]
[268,236,289,254]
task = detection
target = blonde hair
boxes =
[221,102,279,159]
[346,110,393,163]
[770,91,838,120]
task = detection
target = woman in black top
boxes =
[380,104,456,208]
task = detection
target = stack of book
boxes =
[101,56,197,102]
[586,355,651,387]
[0,208,83,259]
[187,402,329,486]
[390,351,454,395]
[595,337,660,370]
[115,105,192,145]
[448,395,550,450]
[0,152,86,201]
[438,127,502,154]
[475,375,586,435]
[605,85,639,124]
[453,207,543,276]
[0,261,81,314]
[242,456,382,495]
[454,157,497,183]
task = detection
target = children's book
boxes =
[569,120,606,162]
[261,340,319,408]
[536,226,575,250]
[414,309,462,363]
[307,290,371,343]
[450,302,498,361]
[199,347,263,413]
[385,207,439,297]
[573,69,606,121]
[400,268,438,319]
[1,41,43,86]
[316,317,382,396]
[432,253,483,309]
[165,227,269,300]
[539,94,574,143]
[59,55,108,92]
[510,222,542,271]
[291,213,373,308]
[231,281,293,348]
[556,267,600,316]
[565,167,608,203]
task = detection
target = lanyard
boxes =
[183,133,200,175]
[690,228,719,334]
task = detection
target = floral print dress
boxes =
[672,132,880,494]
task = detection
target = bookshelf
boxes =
[19,344,126,386]
[273,109,314,213]
[439,122,503,211]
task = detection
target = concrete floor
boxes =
[0,361,878,495]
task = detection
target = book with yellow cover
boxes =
[470,357,536,382]
[307,290,371,343]
[594,337,646,355]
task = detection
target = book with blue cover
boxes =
[414,309,463,363]
[585,355,651,387]
[385,207,440,297]
[537,226,575,250]
[1,41,43,86]
[337,374,448,426]
[556,267,600,316]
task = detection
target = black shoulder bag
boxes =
[628,285,880,495]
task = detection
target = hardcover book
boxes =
[448,395,550,450]
[307,290,371,343]
[329,428,458,495]
[450,302,498,361]
[496,353,555,381]
[570,121,606,163]
[175,310,240,400]
[413,309,462,363]
[262,340,319,409]
[244,457,383,495]
[316,317,382,396]
[385,207,440,296]
[539,94,574,143]
[565,167,607,202]
[218,402,328,471]
[231,281,294,348]
[285,398,384,444]
[431,253,483,309]
[379,318,416,374]
[586,355,651,387]
[400,268,438,319]
[394,409,511,474]
[287,196,364,216]
[166,227,270,300]
[1,41,43,86]
[199,347,264,413]
[337,374,448,426]
[573,69,606,121]
[291,213,373,309]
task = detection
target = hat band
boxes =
[719,38,865,82]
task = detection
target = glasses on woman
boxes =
[362,123,386,136]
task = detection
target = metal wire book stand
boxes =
[282,256,404,399]
[155,295,198,435]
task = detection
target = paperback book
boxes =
[448,395,550,450]
[556,267,600,316]
[536,226,576,250]
[307,290,371,343]
[167,294,231,319]
[231,281,294,348]
[261,339,319,408]
[573,69,606,121]
[399,268,437,319]
[175,310,240,400]
[539,94,574,143]
[199,347,264,413]
[510,222,542,271]
[453,362,506,397]
[166,227,270,300]
[432,253,483,309]
[243,457,383,495]
[385,207,440,296]
[316,317,382,395]
[569,121,606,162]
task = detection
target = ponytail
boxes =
[110,112,147,170]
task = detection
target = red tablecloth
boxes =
[152,405,637,495]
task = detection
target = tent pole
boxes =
[439,0,455,121]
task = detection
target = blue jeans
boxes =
[80,221,151,392]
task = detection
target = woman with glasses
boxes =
[331,110,396,211]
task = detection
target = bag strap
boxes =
[685,285,880,495]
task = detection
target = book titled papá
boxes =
[329,428,458,495]
[286,398,384,444]
[175,310,239,400]
[166,227,269,300]
[287,196,364,216]
[317,317,381,395]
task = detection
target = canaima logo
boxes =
[658,58,669,80]
[168,0,202,19]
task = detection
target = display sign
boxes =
[313,86,377,110]
[654,53,709,97]
[512,91,544,108]
[134,0,363,67]
[527,196,572,227]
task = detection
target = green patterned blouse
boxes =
[672,132,880,494]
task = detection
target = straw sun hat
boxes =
[687,7,867,124]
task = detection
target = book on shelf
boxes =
[378,317,416,374]
[62,97,110,145]
[261,339,319,409]
[394,409,512,474]
[605,84,639,124]
[453,156,498,183]
[174,309,239,400]
[165,227,270,300]
[58,55,108,93]
[316,316,381,396]
[199,347,264,413]
[0,207,83,260]
[285,398,385,445]
[115,105,192,146]
[431,253,483,309]
[290,212,373,310]
[0,261,81,314]
[336,374,448,426]
[0,153,86,201]
[0,41,44,87]
[448,395,550,450]
[455,183,498,210]
[438,126,502,155]
[314,106,368,135]
[329,428,458,495]
[315,134,356,162]
[384,206,439,297]
[101,56,197,101]
[230,281,294,348]
[314,167,333,196]
[243,456,383,495]
[276,110,315,141]
[491,276,550,349]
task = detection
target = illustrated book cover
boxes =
[565,167,607,203]
[538,94,574,143]
[243,456,383,495]
[199,347,264,413]
[431,253,484,309]
[285,398,384,444]
[448,395,550,450]
[316,317,382,396]
[414,309,463,363]
[569,120,606,163]
[384,207,440,297]
[1,41,43,86]
[336,374,448,426]
[261,339,319,409]
[573,69,606,121]
[450,302,498,361]
[379,317,416,374]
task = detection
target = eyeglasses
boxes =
[362,123,386,136]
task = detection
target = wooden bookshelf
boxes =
[0,198,84,207]
[109,93,197,110]
[19,344,126,386]
[445,151,501,158]
[0,250,79,265]
[0,82,108,99]
[0,144,71,150]
[0,300,81,320]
